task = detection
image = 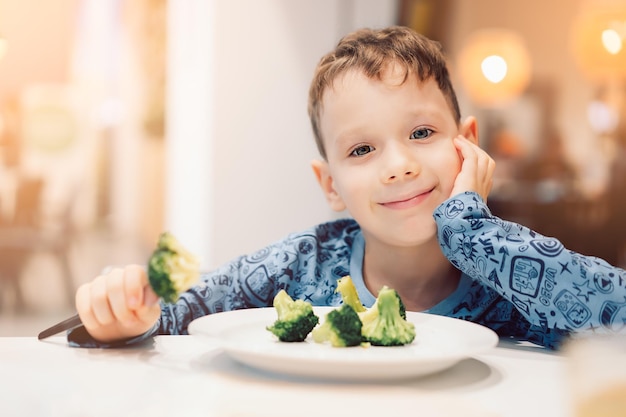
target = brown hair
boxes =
[308,26,461,159]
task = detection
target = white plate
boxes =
[188,306,498,381]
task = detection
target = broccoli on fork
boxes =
[147,232,200,304]
[312,304,363,347]
[360,286,416,346]
[266,290,319,342]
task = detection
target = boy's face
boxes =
[312,65,477,248]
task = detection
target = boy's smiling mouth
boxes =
[379,188,434,209]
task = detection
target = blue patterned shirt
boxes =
[69,192,626,349]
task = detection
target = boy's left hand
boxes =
[450,135,495,202]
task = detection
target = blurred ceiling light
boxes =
[481,55,508,83]
[570,1,626,81]
[456,29,532,106]
[602,28,623,54]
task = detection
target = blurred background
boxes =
[0,0,624,335]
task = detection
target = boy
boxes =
[71,26,626,349]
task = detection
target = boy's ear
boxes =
[460,116,479,145]
[311,159,346,212]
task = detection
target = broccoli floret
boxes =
[360,286,415,346]
[312,304,363,347]
[266,290,319,342]
[147,232,200,304]
[396,291,407,320]
[335,275,366,313]
[358,287,407,322]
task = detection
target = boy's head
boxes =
[308,26,461,160]
[308,26,478,249]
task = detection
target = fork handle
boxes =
[38,314,83,340]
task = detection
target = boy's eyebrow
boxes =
[333,128,366,148]
[334,106,450,142]
[413,108,449,124]
[405,97,457,125]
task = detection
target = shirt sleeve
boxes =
[67,220,354,347]
[434,191,626,337]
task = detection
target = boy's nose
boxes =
[380,143,421,183]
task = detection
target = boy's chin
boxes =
[367,223,439,247]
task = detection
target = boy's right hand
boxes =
[75,265,161,343]
[451,135,495,202]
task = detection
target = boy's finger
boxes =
[457,136,494,173]
[455,136,477,175]
[121,265,143,307]
[135,299,162,327]
[455,136,477,161]
[90,274,116,325]
[76,282,99,329]
[124,264,160,308]
[143,285,160,306]
[106,268,137,323]
[452,135,495,201]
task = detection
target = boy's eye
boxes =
[350,145,374,157]
[410,128,434,140]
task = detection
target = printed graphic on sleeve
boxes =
[554,289,591,328]
[440,225,466,251]
[600,299,626,332]
[529,237,564,257]
[245,246,272,263]
[242,264,274,305]
[593,271,615,294]
[510,256,543,297]
[443,198,464,219]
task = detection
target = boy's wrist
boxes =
[445,190,483,204]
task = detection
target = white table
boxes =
[0,336,573,417]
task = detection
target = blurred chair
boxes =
[560,191,625,266]
[0,176,76,312]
